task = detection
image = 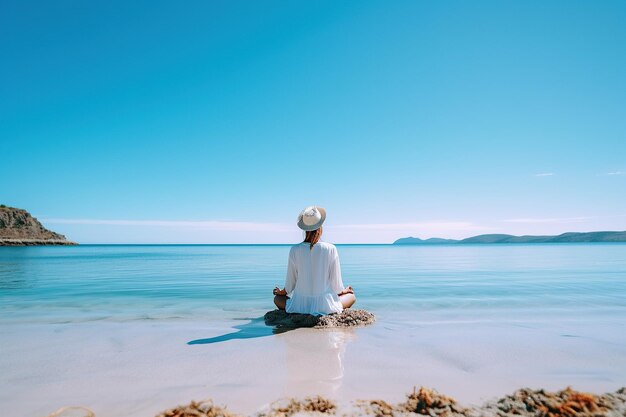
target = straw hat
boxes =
[297,206,326,231]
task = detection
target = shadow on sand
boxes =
[187,316,293,345]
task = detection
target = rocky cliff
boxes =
[0,205,76,246]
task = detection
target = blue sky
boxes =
[1,1,625,243]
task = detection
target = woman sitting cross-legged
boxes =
[273,205,356,315]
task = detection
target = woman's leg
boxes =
[274,295,289,310]
[339,293,356,309]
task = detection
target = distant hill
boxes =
[393,231,626,245]
[0,205,76,246]
[394,237,458,245]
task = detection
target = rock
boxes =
[316,309,376,328]
[0,205,76,246]
[263,309,375,329]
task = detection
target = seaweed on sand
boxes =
[156,399,240,417]
[400,387,469,417]
[346,387,471,417]
[258,396,337,417]
[482,386,626,417]
[45,386,626,417]
[353,399,396,417]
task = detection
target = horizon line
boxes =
[21,241,626,246]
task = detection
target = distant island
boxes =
[0,205,76,246]
[394,231,626,245]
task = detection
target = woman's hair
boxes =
[304,227,323,250]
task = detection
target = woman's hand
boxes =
[339,285,354,295]
[273,287,287,296]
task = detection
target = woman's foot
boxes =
[339,293,356,309]
[273,295,288,310]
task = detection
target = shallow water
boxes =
[1,244,625,416]
[2,244,625,324]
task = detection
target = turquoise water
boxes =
[1,243,625,325]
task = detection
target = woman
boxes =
[273,206,356,315]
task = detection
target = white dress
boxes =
[284,241,345,315]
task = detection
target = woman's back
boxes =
[287,242,340,296]
[284,241,345,315]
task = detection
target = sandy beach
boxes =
[2,307,625,417]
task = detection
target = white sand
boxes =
[1,311,625,417]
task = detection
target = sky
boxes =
[1,1,625,244]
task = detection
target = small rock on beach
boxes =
[263,309,376,329]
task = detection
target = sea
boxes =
[2,243,625,325]
[1,243,625,416]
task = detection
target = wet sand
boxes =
[1,309,625,417]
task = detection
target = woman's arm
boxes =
[329,250,347,295]
[276,248,296,295]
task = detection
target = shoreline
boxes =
[0,238,77,246]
